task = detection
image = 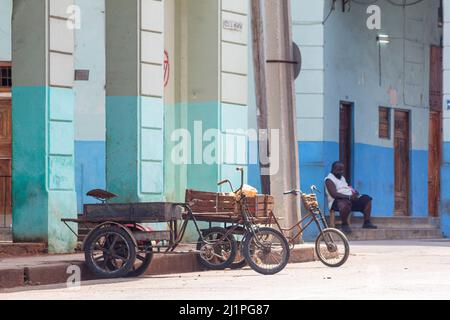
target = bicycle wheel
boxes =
[315,228,350,268]
[196,227,237,270]
[242,227,290,275]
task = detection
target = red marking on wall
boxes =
[164,50,170,87]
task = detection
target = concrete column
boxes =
[12,0,77,253]
[263,0,300,229]
[178,0,250,192]
[105,0,165,202]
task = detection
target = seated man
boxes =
[325,161,378,234]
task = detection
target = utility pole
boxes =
[252,0,301,230]
[251,0,271,195]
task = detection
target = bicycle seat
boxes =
[86,189,118,202]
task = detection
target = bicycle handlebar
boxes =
[217,180,228,186]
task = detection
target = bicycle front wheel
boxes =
[242,227,290,275]
[315,228,350,268]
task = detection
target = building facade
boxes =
[0,0,250,252]
[1,0,450,251]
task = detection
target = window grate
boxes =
[379,107,391,140]
[0,66,12,88]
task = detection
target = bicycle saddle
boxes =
[86,189,118,202]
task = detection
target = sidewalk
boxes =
[0,244,316,289]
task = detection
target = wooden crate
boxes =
[246,195,274,218]
[185,189,237,214]
[185,190,274,218]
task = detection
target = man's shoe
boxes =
[341,224,353,235]
[363,221,378,229]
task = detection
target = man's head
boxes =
[331,161,345,179]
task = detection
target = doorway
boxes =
[428,45,443,217]
[0,98,12,228]
[394,110,410,217]
[339,102,353,183]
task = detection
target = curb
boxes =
[0,246,316,289]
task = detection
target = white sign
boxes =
[223,20,243,32]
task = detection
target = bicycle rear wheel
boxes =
[242,227,290,275]
[315,228,350,267]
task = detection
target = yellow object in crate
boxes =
[302,194,320,212]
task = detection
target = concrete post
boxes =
[262,0,301,229]
[105,0,165,202]
[12,0,77,253]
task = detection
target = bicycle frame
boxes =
[268,198,330,246]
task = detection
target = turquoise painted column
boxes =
[12,0,77,253]
[105,0,165,202]
[183,0,250,193]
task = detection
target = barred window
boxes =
[379,107,391,139]
[0,63,11,91]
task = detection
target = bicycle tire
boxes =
[242,227,290,275]
[315,228,350,268]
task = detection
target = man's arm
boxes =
[325,179,353,200]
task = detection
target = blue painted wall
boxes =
[75,141,106,212]
[74,0,106,209]
[440,143,450,236]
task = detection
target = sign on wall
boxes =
[223,20,243,32]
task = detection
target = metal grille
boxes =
[0,67,12,88]
[0,176,11,229]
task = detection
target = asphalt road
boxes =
[2,240,450,300]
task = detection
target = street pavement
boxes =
[1,240,450,300]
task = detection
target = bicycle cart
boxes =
[197,169,350,269]
[186,168,290,274]
[62,175,290,278]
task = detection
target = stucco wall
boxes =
[74,0,106,211]
[0,0,12,61]
[323,0,441,218]
[290,0,441,224]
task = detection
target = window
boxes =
[379,107,391,139]
[0,62,12,92]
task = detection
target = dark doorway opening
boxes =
[394,110,410,217]
[428,45,443,217]
[339,102,353,184]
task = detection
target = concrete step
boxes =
[331,216,440,229]
[345,227,443,241]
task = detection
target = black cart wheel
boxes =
[196,227,237,270]
[84,225,136,278]
[126,242,153,278]
[315,228,350,268]
[242,227,290,275]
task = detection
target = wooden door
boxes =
[429,46,443,112]
[428,111,442,217]
[428,46,443,217]
[339,103,353,183]
[394,110,410,217]
[0,99,11,228]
